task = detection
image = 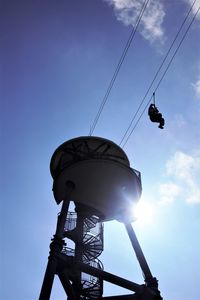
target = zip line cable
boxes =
[89,0,150,136]
[121,4,200,148]
[119,0,198,146]
[122,4,200,148]
[89,0,150,135]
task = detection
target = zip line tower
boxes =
[39,136,162,300]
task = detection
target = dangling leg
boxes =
[157,114,164,129]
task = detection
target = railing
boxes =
[63,212,104,299]
[64,212,77,231]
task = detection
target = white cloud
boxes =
[184,0,200,20]
[159,182,181,204]
[170,114,187,128]
[104,0,165,43]
[161,151,200,204]
[166,151,197,179]
[192,79,200,98]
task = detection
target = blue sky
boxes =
[1,0,200,299]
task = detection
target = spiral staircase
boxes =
[62,212,104,299]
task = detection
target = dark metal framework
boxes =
[39,192,162,300]
[40,137,162,299]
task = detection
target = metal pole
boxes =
[102,294,142,300]
[125,223,162,298]
[72,205,85,298]
[58,270,76,300]
[39,181,74,300]
[124,223,153,283]
[76,261,143,293]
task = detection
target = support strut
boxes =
[75,260,143,293]
[39,181,74,300]
[124,223,160,291]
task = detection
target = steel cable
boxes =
[120,0,198,146]
[89,0,150,135]
[121,4,200,148]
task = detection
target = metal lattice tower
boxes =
[39,136,162,300]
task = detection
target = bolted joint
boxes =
[145,277,158,289]
[49,235,66,254]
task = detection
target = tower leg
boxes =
[72,205,85,298]
[124,223,157,287]
[39,181,74,300]
[39,235,66,300]
[58,270,76,300]
[124,223,162,299]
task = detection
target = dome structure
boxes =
[50,136,142,221]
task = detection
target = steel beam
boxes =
[102,294,142,300]
[58,270,76,300]
[76,261,143,293]
[73,206,85,298]
[39,181,74,300]
[124,223,153,283]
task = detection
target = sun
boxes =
[132,199,155,226]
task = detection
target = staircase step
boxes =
[83,250,103,259]
[84,216,99,229]
[64,212,103,299]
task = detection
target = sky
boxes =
[1,0,200,299]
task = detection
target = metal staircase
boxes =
[62,212,104,299]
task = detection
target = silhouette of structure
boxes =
[39,136,162,299]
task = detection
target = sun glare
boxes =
[133,200,155,225]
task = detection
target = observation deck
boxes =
[50,136,142,221]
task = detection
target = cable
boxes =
[122,4,200,148]
[119,0,198,146]
[90,0,150,135]
[121,4,200,148]
[89,0,150,136]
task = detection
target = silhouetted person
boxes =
[148,104,165,129]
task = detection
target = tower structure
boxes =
[39,136,162,300]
